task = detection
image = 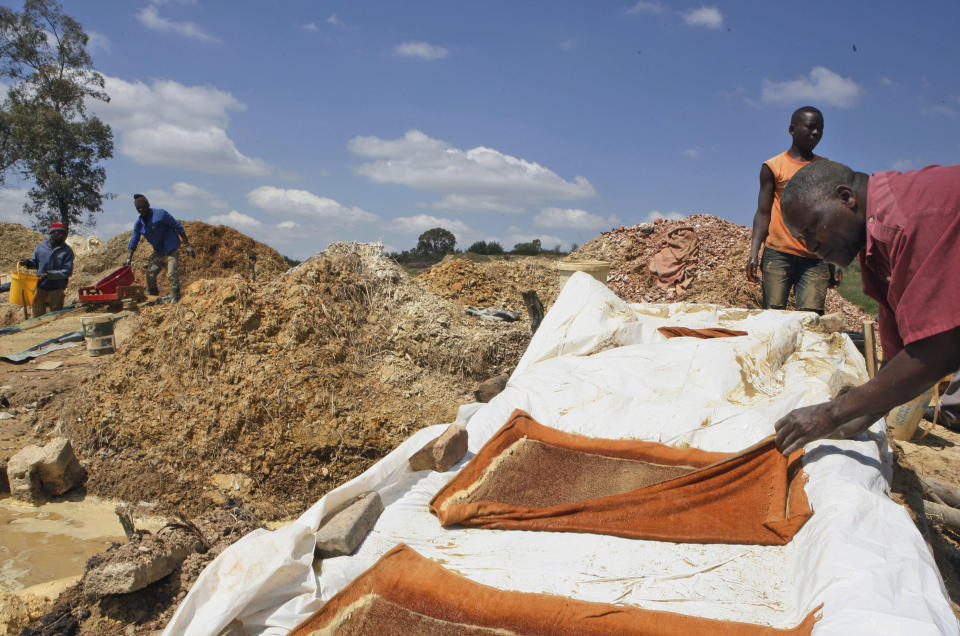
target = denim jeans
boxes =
[760,247,830,314]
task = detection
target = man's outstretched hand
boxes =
[775,402,874,455]
[745,257,760,283]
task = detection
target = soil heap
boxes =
[417,256,562,312]
[62,243,529,520]
[70,221,290,297]
[571,214,870,329]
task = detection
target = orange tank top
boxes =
[763,151,824,258]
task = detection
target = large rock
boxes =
[37,437,84,496]
[83,532,203,598]
[315,492,383,559]
[474,374,509,403]
[5,438,84,503]
[408,424,468,472]
[6,445,44,503]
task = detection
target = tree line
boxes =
[390,227,572,264]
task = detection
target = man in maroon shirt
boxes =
[769,160,960,455]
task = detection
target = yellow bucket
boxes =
[889,386,936,441]
[10,263,38,307]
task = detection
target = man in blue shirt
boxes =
[124,194,195,303]
[19,221,74,317]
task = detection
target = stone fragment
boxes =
[314,492,383,559]
[409,424,468,473]
[83,533,203,598]
[6,444,44,503]
[37,437,84,496]
[474,374,509,403]
[0,457,8,495]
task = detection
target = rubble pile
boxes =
[63,243,529,519]
[71,222,290,297]
[0,223,44,274]
[417,256,562,312]
[571,214,870,329]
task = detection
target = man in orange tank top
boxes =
[746,106,840,314]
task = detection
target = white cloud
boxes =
[683,148,700,158]
[761,66,862,109]
[0,188,29,223]
[890,159,915,172]
[644,210,686,222]
[928,103,957,117]
[424,194,525,214]
[247,186,378,225]
[302,22,319,32]
[681,6,724,29]
[96,76,270,176]
[141,182,227,211]
[136,4,219,42]
[87,31,110,52]
[348,130,595,210]
[626,1,664,15]
[878,76,894,86]
[277,221,299,229]
[208,210,261,227]
[387,214,473,237]
[393,41,449,60]
[326,13,344,27]
[533,207,618,230]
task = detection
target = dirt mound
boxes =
[71,222,290,297]
[571,214,870,330]
[417,256,562,312]
[0,223,43,275]
[60,243,529,520]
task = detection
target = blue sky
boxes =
[2,0,959,259]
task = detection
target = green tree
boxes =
[512,238,542,256]
[415,227,456,258]
[0,0,113,229]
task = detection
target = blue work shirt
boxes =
[128,208,185,256]
[25,240,75,290]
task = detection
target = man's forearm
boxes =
[829,328,960,425]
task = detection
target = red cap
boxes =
[49,222,67,233]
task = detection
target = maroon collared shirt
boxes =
[859,164,960,359]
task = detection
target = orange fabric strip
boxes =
[430,410,812,545]
[291,544,821,636]
[657,326,748,339]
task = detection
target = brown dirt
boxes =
[416,256,562,314]
[48,243,529,521]
[570,214,870,330]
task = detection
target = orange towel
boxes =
[291,544,821,636]
[430,410,812,546]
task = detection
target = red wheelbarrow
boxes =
[78,266,144,304]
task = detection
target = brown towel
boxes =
[648,227,698,293]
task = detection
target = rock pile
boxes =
[417,256,562,313]
[63,243,529,519]
[571,214,870,329]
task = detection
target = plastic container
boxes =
[10,263,38,307]
[79,265,136,303]
[556,261,611,286]
[81,315,116,356]
[889,386,936,441]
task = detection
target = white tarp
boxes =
[164,272,959,636]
